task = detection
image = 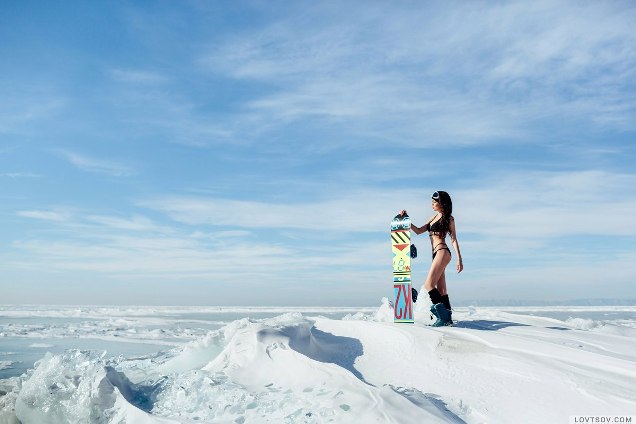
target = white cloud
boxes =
[9,213,379,285]
[455,170,636,242]
[139,190,405,232]
[9,205,635,303]
[16,210,69,222]
[8,166,636,303]
[60,151,134,177]
[0,172,42,178]
[84,214,171,233]
[0,94,67,136]
[141,169,636,250]
[77,1,634,153]
[452,250,636,303]
[196,0,636,145]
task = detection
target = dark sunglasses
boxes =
[432,191,440,201]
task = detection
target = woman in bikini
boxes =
[403,191,463,326]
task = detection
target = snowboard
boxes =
[391,212,414,323]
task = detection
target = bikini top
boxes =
[428,215,450,238]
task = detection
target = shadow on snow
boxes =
[453,320,530,331]
[288,327,367,382]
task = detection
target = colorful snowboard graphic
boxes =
[391,212,414,323]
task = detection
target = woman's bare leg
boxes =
[436,271,447,296]
[423,250,451,293]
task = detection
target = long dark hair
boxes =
[435,190,453,233]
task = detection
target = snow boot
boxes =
[442,295,452,315]
[433,303,453,326]
[430,303,439,318]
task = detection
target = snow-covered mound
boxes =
[1,304,634,423]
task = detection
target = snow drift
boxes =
[0,302,634,423]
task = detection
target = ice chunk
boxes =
[13,351,174,424]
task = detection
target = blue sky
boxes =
[1,1,635,306]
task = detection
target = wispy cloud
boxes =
[196,0,636,144]
[0,94,67,136]
[84,214,172,233]
[16,210,69,222]
[60,151,134,177]
[9,166,636,303]
[0,172,42,178]
[9,209,378,291]
[139,190,404,232]
[455,250,636,301]
[85,0,636,152]
[6,167,634,303]
[141,169,636,249]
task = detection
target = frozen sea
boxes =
[0,306,373,381]
[1,303,635,423]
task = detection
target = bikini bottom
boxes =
[432,244,451,261]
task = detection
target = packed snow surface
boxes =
[0,301,634,423]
